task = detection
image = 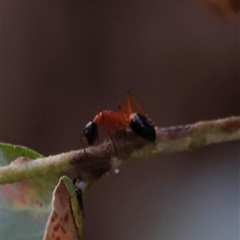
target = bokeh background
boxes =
[2,0,239,239]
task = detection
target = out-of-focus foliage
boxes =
[0,143,56,240]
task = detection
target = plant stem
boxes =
[1,116,240,185]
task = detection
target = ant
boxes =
[83,91,156,151]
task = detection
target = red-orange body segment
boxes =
[92,91,144,134]
[93,110,128,134]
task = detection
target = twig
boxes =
[0,116,240,185]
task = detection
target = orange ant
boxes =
[83,91,156,151]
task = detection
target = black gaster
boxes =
[129,114,156,141]
[84,121,98,145]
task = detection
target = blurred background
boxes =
[2,0,239,239]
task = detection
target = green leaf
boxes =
[63,176,84,234]
[0,142,44,166]
[0,142,57,240]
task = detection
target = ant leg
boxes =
[124,128,128,152]
[118,105,128,152]
[100,111,118,154]
[125,91,134,115]
[79,135,98,169]
[108,131,118,154]
[118,101,129,125]
[126,90,146,116]
[79,135,89,159]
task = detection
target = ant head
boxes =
[84,121,98,145]
[129,113,156,141]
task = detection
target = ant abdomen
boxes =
[129,113,156,141]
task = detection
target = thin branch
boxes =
[1,116,240,185]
